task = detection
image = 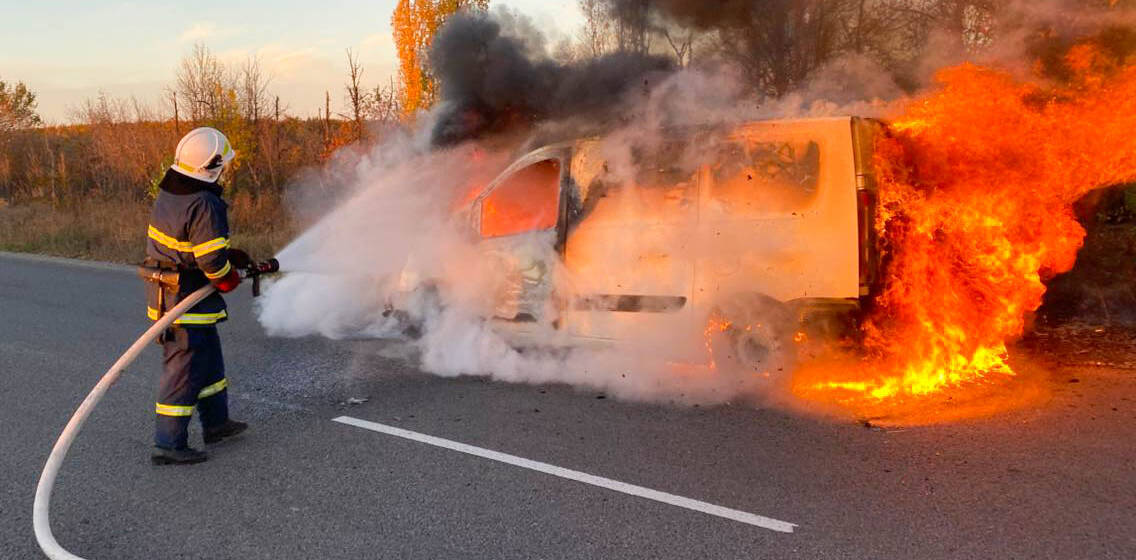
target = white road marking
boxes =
[332,415,798,533]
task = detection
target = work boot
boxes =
[204,419,248,444]
[151,446,208,466]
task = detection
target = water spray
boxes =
[33,258,279,560]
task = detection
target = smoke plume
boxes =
[428,8,674,145]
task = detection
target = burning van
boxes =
[395,116,885,369]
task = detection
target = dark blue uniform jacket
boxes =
[145,168,232,326]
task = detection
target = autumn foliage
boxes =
[392,0,488,118]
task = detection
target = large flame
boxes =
[793,45,1136,420]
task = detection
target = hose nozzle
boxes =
[243,257,281,297]
[252,258,280,275]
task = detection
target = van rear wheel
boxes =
[708,293,795,374]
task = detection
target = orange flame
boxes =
[793,45,1136,420]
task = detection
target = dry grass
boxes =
[0,197,295,264]
[228,191,297,261]
[0,200,147,262]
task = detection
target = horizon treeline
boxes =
[0,42,403,210]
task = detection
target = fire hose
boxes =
[33,259,279,560]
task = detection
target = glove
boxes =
[228,248,252,270]
[212,268,241,293]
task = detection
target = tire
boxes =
[708,293,796,374]
[383,282,442,339]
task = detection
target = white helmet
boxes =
[172,127,235,183]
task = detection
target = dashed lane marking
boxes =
[332,415,798,533]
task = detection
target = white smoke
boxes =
[256,61,875,405]
[261,131,504,339]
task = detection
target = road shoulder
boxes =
[0,251,133,273]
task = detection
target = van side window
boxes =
[570,142,699,228]
[481,159,561,238]
[707,139,821,215]
[632,142,699,188]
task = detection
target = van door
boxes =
[693,118,860,312]
[472,155,566,329]
[561,141,699,340]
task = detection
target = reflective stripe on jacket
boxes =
[145,168,232,325]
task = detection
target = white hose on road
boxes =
[33,285,216,560]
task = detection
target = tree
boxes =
[688,0,845,96]
[175,43,230,123]
[369,78,403,128]
[659,25,695,68]
[0,78,41,200]
[392,0,489,119]
[239,55,271,125]
[392,0,427,118]
[238,55,272,192]
[0,78,41,134]
[342,49,369,141]
[611,0,650,54]
[578,0,614,58]
[573,0,702,66]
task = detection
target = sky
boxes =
[0,0,583,123]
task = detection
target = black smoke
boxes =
[608,0,758,30]
[428,10,674,146]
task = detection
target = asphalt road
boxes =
[1,252,1134,559]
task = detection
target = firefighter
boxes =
[145,127,249,465]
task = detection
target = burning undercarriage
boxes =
[793,47,1136,421]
